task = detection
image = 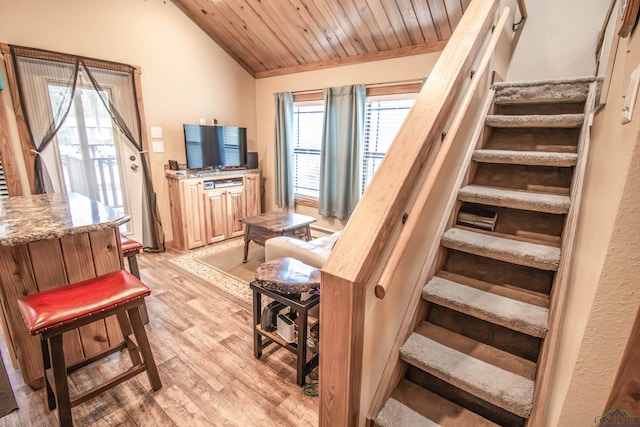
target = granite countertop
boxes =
[165,168,259,180]
[0,193,129,246]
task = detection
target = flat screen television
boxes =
[184,124,247,169]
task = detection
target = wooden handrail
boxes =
[319,0,500,425]
[375,8,511,299]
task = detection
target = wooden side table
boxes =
[239,211,316,263]
[251,281,320,386]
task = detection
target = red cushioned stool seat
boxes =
[17,270,161,427]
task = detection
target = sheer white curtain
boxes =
[11,46,164,250]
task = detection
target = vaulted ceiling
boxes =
[171,0,471,78]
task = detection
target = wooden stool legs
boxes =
[16,270,163,427]
[40,303,161,426]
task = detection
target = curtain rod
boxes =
[281,77,425,96]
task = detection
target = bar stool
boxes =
[120,235,142,279]
[17,270,162,427]
[120,234,149,324]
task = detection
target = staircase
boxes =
[374,77,594,426]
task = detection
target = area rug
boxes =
[0,349,18,417]
[166,238,265,309]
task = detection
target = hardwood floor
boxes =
[0,247,319,426]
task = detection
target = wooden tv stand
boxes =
[166,169,261,250]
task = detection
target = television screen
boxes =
[184,124,247,169]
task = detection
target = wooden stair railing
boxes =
[318,0,524,425]
[374,8,512,300]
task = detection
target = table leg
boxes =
[243,226,251,263]
[304,224,312,241]
[253,288,262,358]
[297,308,309,386]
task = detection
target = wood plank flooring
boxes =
[0,247,319,426]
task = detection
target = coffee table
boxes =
[239,211,316,263]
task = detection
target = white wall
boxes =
[543,28,640,426]
[0,0,257,243]
[508,0,611,81]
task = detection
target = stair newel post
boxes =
[319,271,367,427]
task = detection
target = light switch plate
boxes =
[152,140,165,153]
[622,65,640,124]
[150,126,163,138]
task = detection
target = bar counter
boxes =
[0,193,129,388]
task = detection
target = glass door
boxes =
[47,85,143,240]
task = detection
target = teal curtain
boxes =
[319,84,366,219]
[274,92,295,209]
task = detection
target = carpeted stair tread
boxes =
[472,149,578,166]
[375,379,498,427]
[492,77,594,104]
[458,185,571,214]
[485,114,584,128]
[441,228,560,271]
[376,397,440,427]
[400,329,534,418]
[423,276,549,337]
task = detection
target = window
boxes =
[292,101,324,199]
[362,97,416,193]
[291,94,416,201]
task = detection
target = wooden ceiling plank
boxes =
[444,0,464,32]
[171,0,259,75]
[221,0,301,68]
[197,0,282,71]
[312,1,368,54]
[363,0,403,49]
[350,0,392,50]
[399,0,434,44]
[300,0,361,57]
[269,0,338,62]
[426,0,453,40]
[255,40,447,78]
[191,0,285,71]
[242,0,324,64]
[329,0,380,52]
[378,0,415,46]
[288,0,348,59]
[411,0,442,43]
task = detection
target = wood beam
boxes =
[256,41,447,79]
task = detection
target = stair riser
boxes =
[407,368,526,427]
[472,163,573,195]
[444,249,555,296]
[484,128,579,152]
[428,304,542,362]
[494,101,585,116]
[458,205,565,248]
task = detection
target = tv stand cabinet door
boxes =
[204,188,227,244]
[181,179,206,249]
[244,173,261,217]
[226,186,245,238]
